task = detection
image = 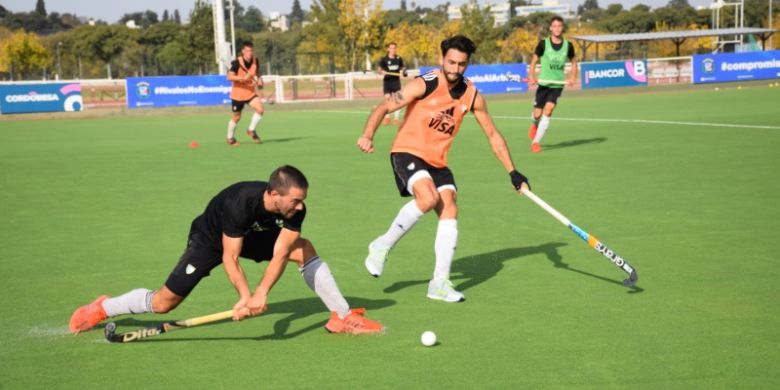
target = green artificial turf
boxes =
[1,82,778,389]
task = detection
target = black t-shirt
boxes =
[229,56,261,77]
[534,39,575,59]
[190,181,305,250]
[379,55,404,80]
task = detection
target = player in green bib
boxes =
[527,16,578,153]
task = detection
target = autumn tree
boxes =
[498,27,537,63]
[458,0,499,63]
[0,29,52,79]
[338,0,385,71]
[383,22,438,68]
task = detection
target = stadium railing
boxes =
[647,56,693,85]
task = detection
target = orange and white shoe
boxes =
[227,137,240,146]
[531,142,542,153]
[393,118,401,126]
[246,130,262,144]
[528,123,538,140]
[324,308,384,334]
[69,295,109,334]
[382,117,391,126]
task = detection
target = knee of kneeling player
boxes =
[152,299,180,314]
[292,238,318,262]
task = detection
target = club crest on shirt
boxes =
[250,221,270,232]
[250,219,285,232]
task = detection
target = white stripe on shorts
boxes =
[437,184,457,193]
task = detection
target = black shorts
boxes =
[534,86,564,109]
[383,79,401,95]
[164,229,280,297]
[231,95,258,113]
[390,152,457,197]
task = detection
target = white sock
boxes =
[300,256,350,319]
[101,288,154,317]
[433,219,458,282]
[227,120,237,139]
[393,110,400,120]
[531,113,540,126]
[373,200,424,250]
[248,112,262,131]
[533,115,550,144]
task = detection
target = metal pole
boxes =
[738,0,744,51]
[56,42,62,80]
[212,0,228,74]
[363,6,370,71]
[770,0,774,49]
[228,0,236,58]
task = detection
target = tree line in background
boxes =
[0,0,778,80]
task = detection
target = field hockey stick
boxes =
[104,310,233,343]
[505,71,568,85]
[520,188,639,287]
[382,71,406,77]
[251,75,264,88]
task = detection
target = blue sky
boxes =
[3,1,713,23]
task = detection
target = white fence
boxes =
[1,57,704,109]
[647,56,693,85]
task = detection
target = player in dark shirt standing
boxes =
[527,16,578,153]
[69,165,384,335]
[377,42,406,126]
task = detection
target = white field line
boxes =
[303,110,780,130]
[492,115,780,130]
[28,326,71,337]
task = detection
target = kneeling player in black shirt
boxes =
[70,165,384,335]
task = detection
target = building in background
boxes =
[515,0,574,18]
[269,12,290,32]
[447,1,513,26]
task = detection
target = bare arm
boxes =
[472,93,530,193]
[227,70,245,82]
[227,64,253,84]
[568,57,578,87]
[472,93,515,173]
[255,228,297,296]
[528,55,539,85]
[376,59,385,76]
[222,234,253,319]
[357,77,426,153]
[222,234,251,297]
[255,66,263,87]
[245,228,300,316]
